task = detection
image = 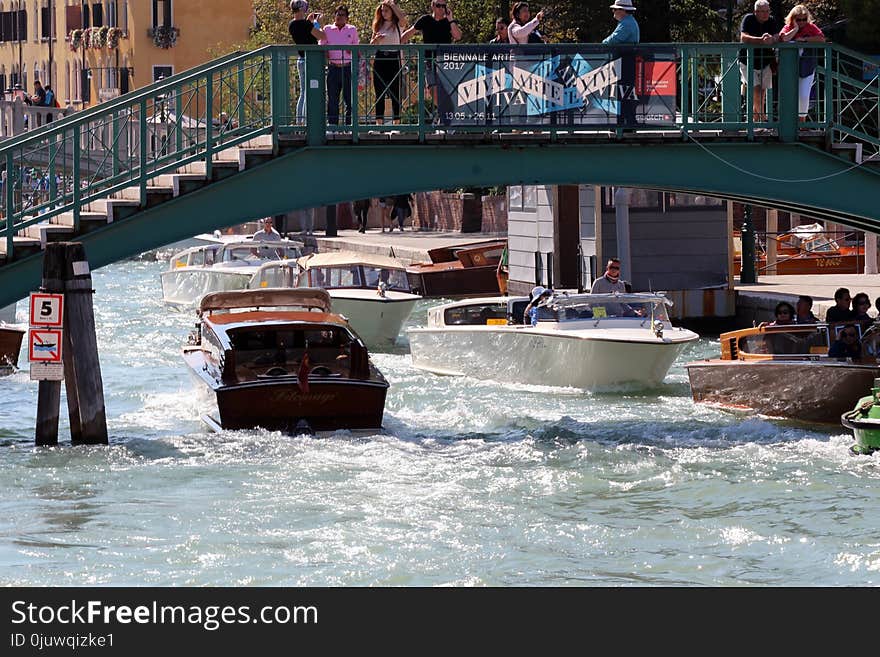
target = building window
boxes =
[121,1,128,34]
[152,0,171,28]
[91,2,103,27]
[153,65,172,82]
[508,186,537,213]
[106,1,116,28]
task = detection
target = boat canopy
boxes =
[298,251,407,271]
[199,288,332,314]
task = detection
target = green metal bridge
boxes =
[0,42,878,307]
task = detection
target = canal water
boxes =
[1,259,878,586]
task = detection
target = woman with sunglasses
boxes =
[852,292,873,322]
[779,5,825,123]
[829,324,862,360]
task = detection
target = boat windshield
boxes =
[229,325,353,368]
[363,266,410,291]
[802,236,838,254]
[219,244,302,263]
[444,302,508,325]
[545,299,671,323]
[170,245,221,269]
[250,264,299,289]
[738,326,830,356]
[301,265,410,291]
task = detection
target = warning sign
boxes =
[29,329,63,362]
[29,293,64,327]
[30,361,64,381]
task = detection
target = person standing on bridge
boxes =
[401,1,462,123]
[778,5,825,124]
[320,5,359,127]
[603,1,640,129]
[370,1,409,126]
[739,0,781,125]
[508,3,546,44]
[289,1,322,124]
[489,18,509,44]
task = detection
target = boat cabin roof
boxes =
[298,251,407,271]
[199,288,332,314]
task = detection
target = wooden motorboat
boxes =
[161,239,304,309]
[406,239,506,297]
[407,292,698,389]
[734,224,863,275]
[686,322,880,423]
[283,251,421,347]
[0,324,25,374]
[183,289,388,432]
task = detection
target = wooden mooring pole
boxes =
[34,242,108,446]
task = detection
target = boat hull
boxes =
[406,266,500,298]
[686,360,880,423]
[0,326,25,374]
[329,294,417,347]
[184,350,387,431]
[408,326,693,388]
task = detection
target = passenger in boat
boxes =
[795,295,818,324]
[852,293,873,321]
[828,324,862,359]
[825,287,855,323]
[252,217,282,242]
[590,258,628,293]
[768,301,795,326]
[523,285,553,326]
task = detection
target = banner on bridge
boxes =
[433,46,677,128]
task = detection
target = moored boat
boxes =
[160,239,304,309]
[407,292,698,389]
[183,288,388,432]
[287,251,421,347]
[841,377,880,455]
[0,324,25,375]
[686,322,880,423]
[406,239,506,297]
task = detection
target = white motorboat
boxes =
[407,292,699,389]
[160,239,304,309]
[264,251,421,347]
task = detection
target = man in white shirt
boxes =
[252,217,282,242]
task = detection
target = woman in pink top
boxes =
[779,4,825,122]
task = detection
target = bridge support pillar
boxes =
[865,233,878,275]
[740,205,757,284]
[614,187,632,284]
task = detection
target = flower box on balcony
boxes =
[148,25,180,49]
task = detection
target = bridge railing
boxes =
[1,42,877,260]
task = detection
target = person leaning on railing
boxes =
[778,4,825,125]
[739,0,781,124]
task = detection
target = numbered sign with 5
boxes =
[29,293,64,327]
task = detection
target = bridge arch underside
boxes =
[2,142,878,307]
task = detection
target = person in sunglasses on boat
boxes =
[851,292,873,322]
[825,287,855,323]
[828,324,862,360]
[590,258,629,293]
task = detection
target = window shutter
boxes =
[66,5,82,32]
